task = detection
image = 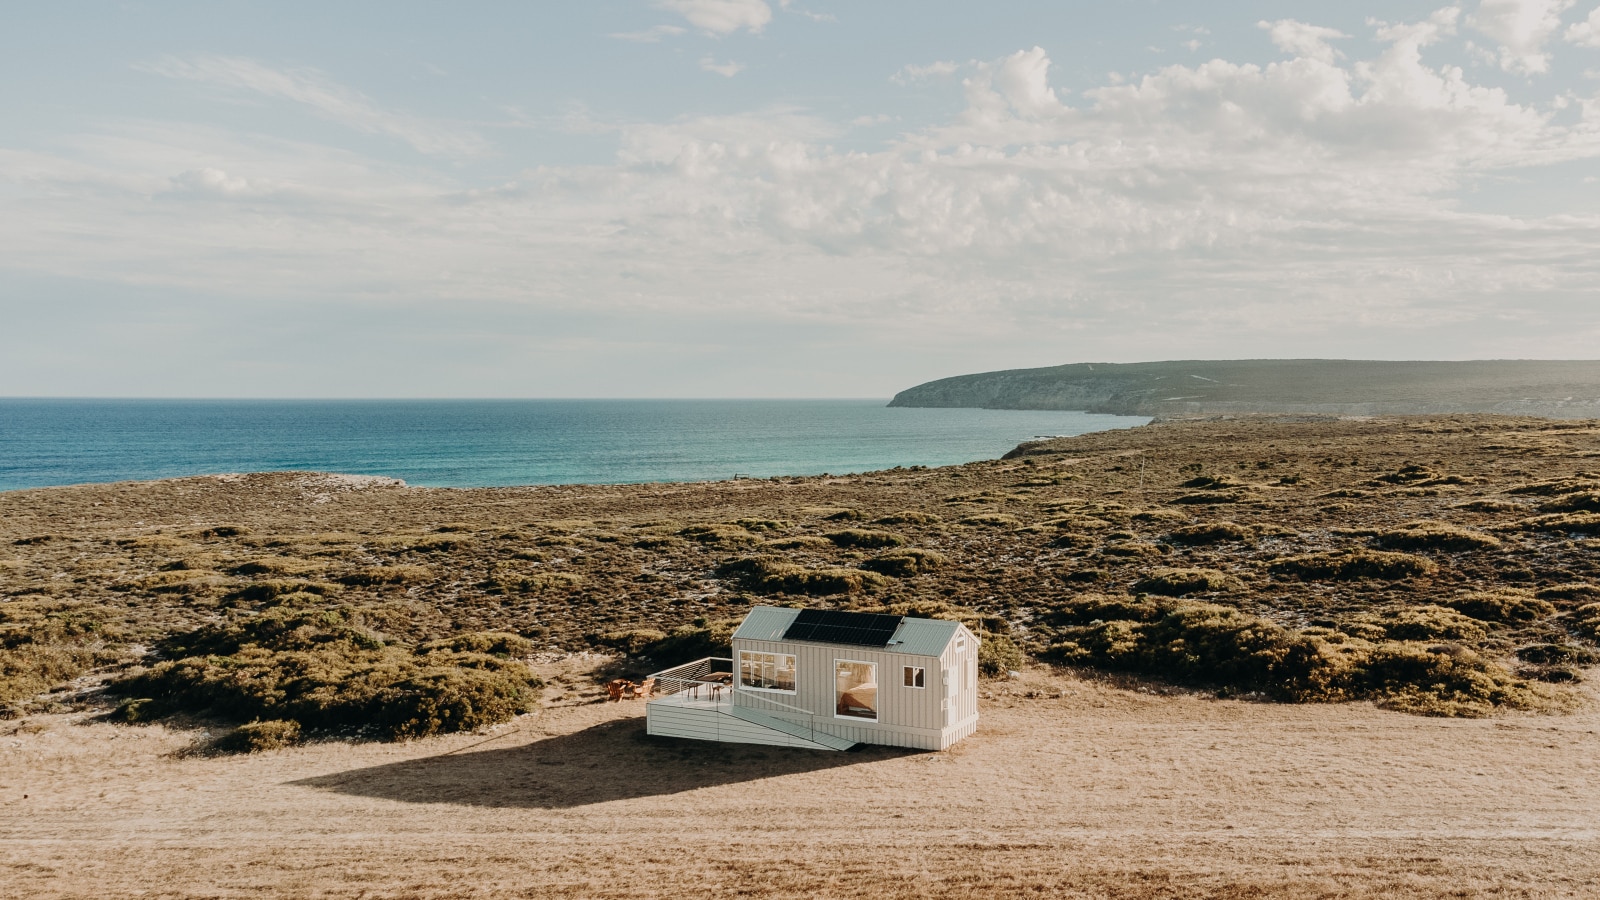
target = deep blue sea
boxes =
[0,399,1148,492]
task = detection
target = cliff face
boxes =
[888,359,1600,418]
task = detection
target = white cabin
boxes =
[645,606,980,751]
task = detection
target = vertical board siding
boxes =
[732,632,978,752]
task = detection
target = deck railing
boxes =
[647,656,735,701]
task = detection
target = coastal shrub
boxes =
[1373,523,1501,552]
[1363,644,1537,717]
[1512,512,1600,534]
[1570,604,1600,641]
[593,628,669,657]
[733,518,789,533]
[419,631,536,658]
[1131,509,1189,524]
[677,524,760,546]
[1171,491,1249,505]
[338,565,434,587]
[1100,542,1165,559]
[824,529,905,549]
[764,536,834,551]
[1269,550,1436,581]
[1164,522,1254,546]
[1047,515,1114,531]
[959,513,1021,528]
[1376,605,1488,642]
[1452,499,1520,512]
[1539,491,1600,514]
[1506,477,1600,496]
[798,507,861,521]
[630,535,682,550]
[715,557,886,595]
[492,571,582,594]
[224,580,340,604]
[634,619,740,668]
[978,633,1026,677]
[860,548,947,577]
[874,511,942,526]
[1442,590,1555,624]
[231,557,327,577]
[1133,568,1244,597]
[107,604,542,741]
[1536,583,1600,603]
[1180,475,1248,489]
[213,719,302,753]
[1516,643,1600,666]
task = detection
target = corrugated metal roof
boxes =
[887,617,962,657]
[732,605,801,642]
[734,606,962,656]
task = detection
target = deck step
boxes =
[726,706,856,751]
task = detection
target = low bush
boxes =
[958,513,1021,528]
[1269,550,1437,581]
[212,719,302,753]
[1100,542,1165,559]
[1376,605,1488,642]
[231,557,326,577]
[874,511,942,526]
[715,557,886,595]
[1442,590,1555,624]
[763,536,834,551]
[493,571,582,594]
[419,631,535,658]
[1513,512,1600,534]
[1373,523,1501,552]
[860,548,947,577]
[107,605,542,742]
[733,518,789,532]
[1164,522,1254,546]
[978,633,1026,677]
[825,529,906,549]
[1570,604,1600,641]
[1133,568,1244,597]
[1171,491,1248,505]
[593,628,669,656]
[677,524,760,546]
[633,619,741,668]
[1515,643,1600,665]
[338,565,434,587]
[1539,491,1600,514]
[1536,583,1600,603]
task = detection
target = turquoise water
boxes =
[0,399,1147,492]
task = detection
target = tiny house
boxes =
[645,606,980,751]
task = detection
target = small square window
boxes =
[904,665,925,689]
[954,634,966,653]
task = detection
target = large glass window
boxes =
[739,651,796,692]
[835,660,878,720]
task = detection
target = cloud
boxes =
[1567,6,1600,46]
[608,24,687,43]
[1468,0,1577,74]
[654,0,772,35]
[137,55,490,158]
[11,10,1600,371]
[891,60,961,85]
[1259,19,1349,64]
[699,56,746,77]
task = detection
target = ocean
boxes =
[0,399,1148,493]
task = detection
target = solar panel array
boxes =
[782,609,904,648]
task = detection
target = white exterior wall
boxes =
[731,624,979,751]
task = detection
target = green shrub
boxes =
[106,604,542,742]
[1164,522,1254,546]
[213,719,302,753]
[860,548,947,577]
[733,518,789,532]
[1537,583,1600,603]
[1442,590,1555,624]
[959,513,1021,528]
[1570,604,1600,641]
[978,633,1026,677]
[420,631,536,658]
[824,529,906,549]
[1171,491,1248,505]
[1269,550,1436,581]
[1363,644,1537,717]
[1539,491,1600,513]
[593,628,669,656]
[1133,568,1244,597]
[874,511,942,525]
[338,565,434,587]
[677,524,760,546]
[1513,512,1600,534]
[715,557,886,595]
[1373,523,1501,552]
[1376,605,1488,642]
[634,619,740,668]
[1515,643,1600,665]
[764,536,834,551]
[225,580,339,603]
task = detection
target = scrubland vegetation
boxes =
[5,414,1600,746]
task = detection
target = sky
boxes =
[3,0,1600,398]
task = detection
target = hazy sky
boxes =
[4,1,1600,397]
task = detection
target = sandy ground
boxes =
[4,665,1600,899]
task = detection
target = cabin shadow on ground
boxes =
[290,715,914,809]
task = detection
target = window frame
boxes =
[737,649,797,694]
[833,658,879,722]
[903,665,926,689]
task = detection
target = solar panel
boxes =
[782,609,904,648]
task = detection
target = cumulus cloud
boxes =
[1567,6,1600,46]
[1468,0,1577,73]
[10,10,1600,365]
[1260,19,1349,64]
[654,0,772,35]
[137,55,490,158]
